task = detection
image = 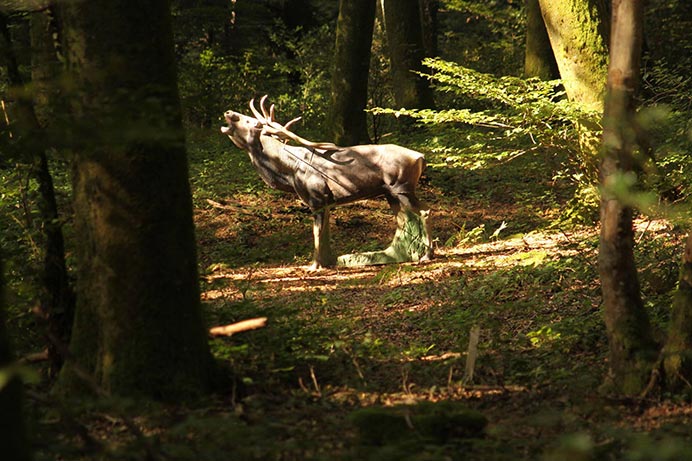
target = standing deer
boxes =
[221,96,432,269]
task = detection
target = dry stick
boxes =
[205,199,258,218]
[342,345,366,383]
[636,219,654,244]
[209,317,267,337]
[638,355,664,400]
[309,365,321,397]
[19,348,49,363]
[1,99,11,137]
[462,325,481,386]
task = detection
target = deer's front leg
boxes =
[311,207,336,269]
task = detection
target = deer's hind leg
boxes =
[386,190,433,262]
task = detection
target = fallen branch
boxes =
[206,198,236,210]
[209,317,267,337]
[19,349,49,363]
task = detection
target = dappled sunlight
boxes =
[440,228,596,268]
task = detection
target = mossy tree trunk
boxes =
[538,0,609,111]
[599,0,657,396]
[0,254,32,461]
[328,0,376,146]
[57,0,213,399]
[381,0,434,110]
[539,0,609,183]
[524,0,559,80]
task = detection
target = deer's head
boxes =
[221,110,263,150]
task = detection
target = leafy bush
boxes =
[372,58,601,224]
[177,20,334,138]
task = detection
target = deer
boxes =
[221,95,432,269]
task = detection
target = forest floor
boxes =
[18,134,692,461]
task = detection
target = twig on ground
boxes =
[209,317,268,337]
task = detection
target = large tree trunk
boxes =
[599,0,657,396]
[57,0,213,399]
[0,255,32,461]
[381,0,434,109]
[663,234,692,390]
[328,0,376,146]
[524,0,559,80]
[538,0,609,110]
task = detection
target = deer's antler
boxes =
[249,95,341,151]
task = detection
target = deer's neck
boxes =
[244,135,303,193]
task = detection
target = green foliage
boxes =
[176,17,334,136]
[178,48,268,128]
[638,105,692,207]
[0,165,49,352]
[373,57,600,224]
[266,23,334,136]
[439,0,526,76]
[0,364,39,390]
[445,223,486,247]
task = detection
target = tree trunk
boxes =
[599,0,656,396]
[30,7,62,126]
[56,0,213,400]
[381,0,434,109]
[1,11,75,376]
[328,0,376,146]
[30,7,76,376]
[524,0,559,80]
[538,0,609,110]
[419,0,438,58]
[663,234,692,390]
[0,254,32,461]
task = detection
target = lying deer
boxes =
[221,96,432,269]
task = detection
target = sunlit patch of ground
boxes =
[191,197,690,460]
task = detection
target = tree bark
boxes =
[524,0,559,80]
[56,0,213,399]
[381,0,434,109]
[599,0,657,396]
[30,7,62,126]
[419,0,438,58]
[0,254,32,461]
[538,0,609,110]
[328,0,376,146]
